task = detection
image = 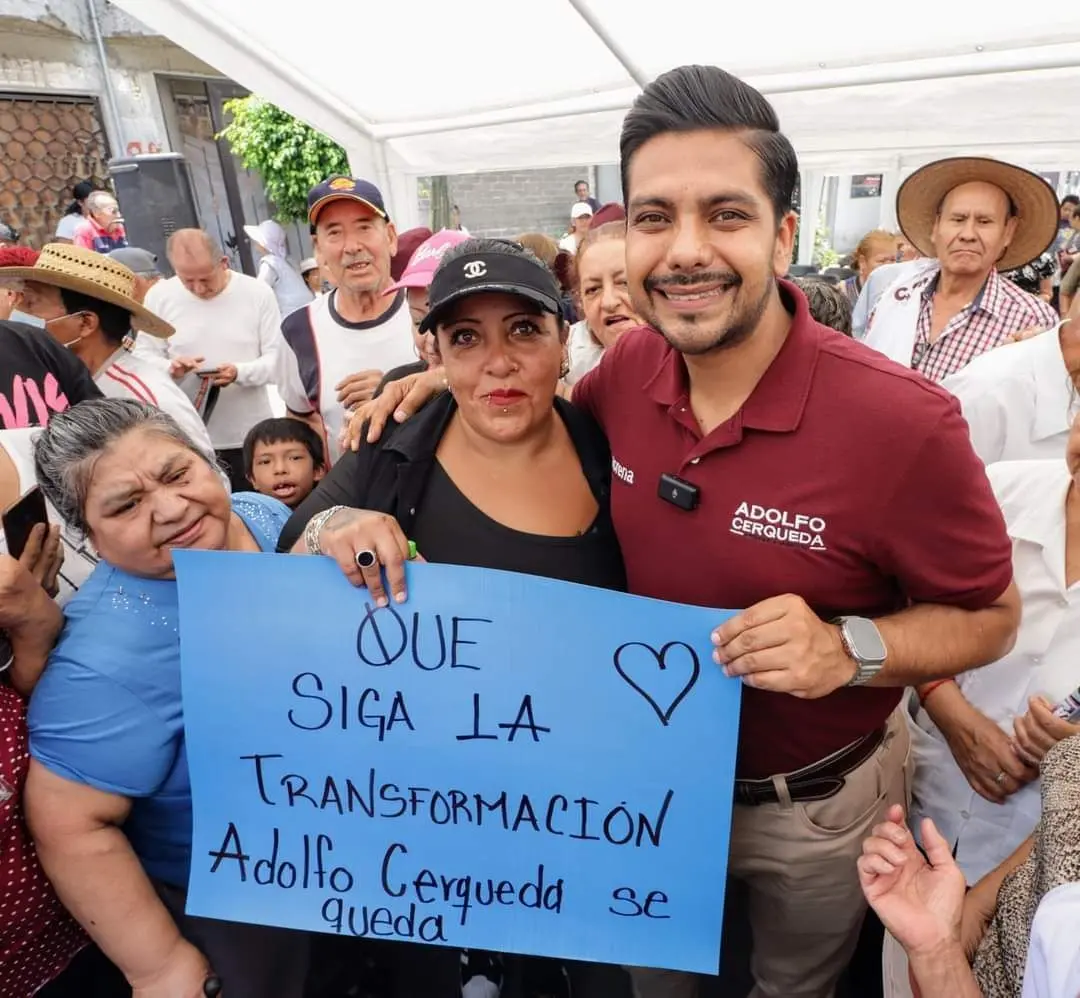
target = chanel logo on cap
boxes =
[462,260,487,279]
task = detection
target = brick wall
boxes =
[447,165,592,240]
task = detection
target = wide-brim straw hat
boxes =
[0,243,173,337]
[897,157,1059,273]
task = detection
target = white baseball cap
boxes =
[571,202,594,220]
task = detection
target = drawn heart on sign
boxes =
[613,641,701,726]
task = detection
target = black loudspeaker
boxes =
[108,153,199,277]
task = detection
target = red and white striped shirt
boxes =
[95,348,214,453]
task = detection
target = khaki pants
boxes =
[629,708,911,998]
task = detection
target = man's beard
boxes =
[642,270,775,356]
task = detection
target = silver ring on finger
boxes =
[994,771,1007,786]
[355,549,378,569]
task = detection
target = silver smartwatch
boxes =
[834,616,887,687]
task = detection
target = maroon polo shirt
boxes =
[574,280,1013,780]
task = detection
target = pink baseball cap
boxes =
[384,229,471,295]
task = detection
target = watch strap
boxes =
[835,616,884,687]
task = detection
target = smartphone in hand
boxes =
[2,487,47,559]
[1051,687,1080,723]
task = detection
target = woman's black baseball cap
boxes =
[420,243,563,334]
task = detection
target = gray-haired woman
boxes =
[24,398,307,998]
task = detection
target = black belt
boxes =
[734,725,887,807]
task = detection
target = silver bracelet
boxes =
[303,505,347,556]
[303,507,338,555]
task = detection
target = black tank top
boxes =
[411,461,626,591]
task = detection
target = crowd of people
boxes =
[0,60,1077,998]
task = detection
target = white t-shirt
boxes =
[558,233,578,254]
[278,289,416,463]
[0,429,98,604]
[54,213,82,241]
[566,320,604,385]
[941,325,1069,465]
[95,347,215,455]
[139,272,284,449]
[1021,883,1080,997]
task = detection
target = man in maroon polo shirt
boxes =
[571,66,1020,998]
[317,64,1020,998]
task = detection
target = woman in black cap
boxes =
[281,237,624,594]
[279,238,629,998]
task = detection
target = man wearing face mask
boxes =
[2,244,211,451]
[0,247,102,427]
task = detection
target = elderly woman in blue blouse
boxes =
[22,399,309,998]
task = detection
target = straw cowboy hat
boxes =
[896,157,1059,273]
[0,243,173,337]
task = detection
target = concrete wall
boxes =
[0,0,84,35]
[448,165,593,240]
[595,164,622,206]
[0,0,222,159]
[95,0,160,38]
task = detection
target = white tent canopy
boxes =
[116,0,1080,235]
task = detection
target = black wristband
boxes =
[0,629,13,685]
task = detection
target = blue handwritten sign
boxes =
[175,553,741,974]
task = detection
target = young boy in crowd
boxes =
[243,417,326,509]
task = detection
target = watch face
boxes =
[846,617,887,663]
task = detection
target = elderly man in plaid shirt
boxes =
[864,157,1059,382]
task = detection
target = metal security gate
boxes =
[0,93,111,248]
[164,76,312,276]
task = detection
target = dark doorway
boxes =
[159,76,312,276]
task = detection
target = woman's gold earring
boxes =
[560,354,570,379]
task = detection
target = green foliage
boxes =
[218,96,349,222]
[813,208,840,270]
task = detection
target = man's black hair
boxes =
[575,180,588,188]
[619,65,798,223]
[1063,195,1079,208]
[242,417,326,478]
[58,287,131,346]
